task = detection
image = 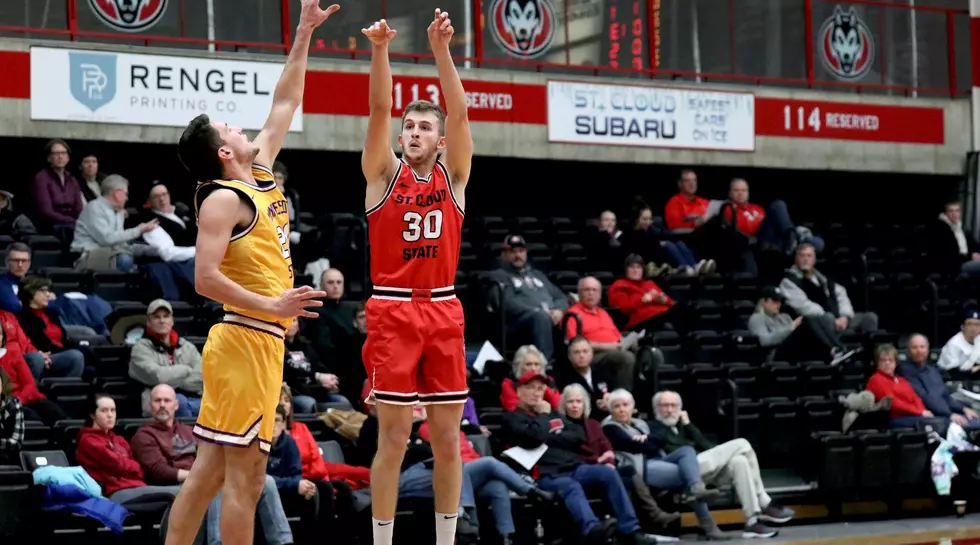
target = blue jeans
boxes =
[507,311,556,360]
[756,200,825,254]
[538,463,640,536]
[465,457,533,536]
[115,253,135,272]
[661,241,698,268]
[643,446,711,520]
[174,393,202,418]
[292,393,351,414]
[207,474,293,545]
[400,462,477,509]
[24,349,85,382]
[145,258,196,301]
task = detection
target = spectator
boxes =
[748,286,852,364]
[283,318,349,414]
[608,254,677,332]
[867,344,934,429]
[500,344,560,412]
[267,404,328,534]
[0,320,68,425]
[138,182,197,299]
[71,175,160,273]
[272,161,314,265]
[557,336,616,421]
[0,367,25,466]
[75,393,182,505]
[647,390,795,538]
[558,384,680,531]
[128,299,203,417]
[489,234,568,359]
[600,390,728,540]
[335,301,368,411]
[426,408,556,545]
[927,200,980,277]
[779,243,879,334]
[900,333,980,427]
[307,268,357,362]
[0,243,33,313]
[723,178,824,256]
[937,309,980,372]
[16,275,87,377]
[624,201,706,276]
[78,154,106,202]
[0,304,82,382]
[130,384,295,545]
[663,170,713,233]
[589,210,625,272]
[30,139,84,234]
[565,276,637,390]
[499,371,658,545]
[0,191,36,239]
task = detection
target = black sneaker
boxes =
[586,518,617,544]
[742,522,778,539]
[527,486,556,502]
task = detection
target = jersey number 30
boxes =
[402,210,443,242]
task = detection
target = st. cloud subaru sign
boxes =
[547,81,755,152]
[30,46,302,132]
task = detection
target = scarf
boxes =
[144,327,180,363]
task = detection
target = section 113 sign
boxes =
[546,80,755,151]
[755,97,944,144]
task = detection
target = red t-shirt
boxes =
[32,309,63,349]
[565,302,622,343]
[722,202,766,237]
[664,193,710,230]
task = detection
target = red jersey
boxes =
[366,159,464,289]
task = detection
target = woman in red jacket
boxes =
[75,393,180,504]
[0,321,67,425]
[866,344,933,429]
[499,344,560,411]
[608,254,677,331]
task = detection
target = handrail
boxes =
[0,0,968,98]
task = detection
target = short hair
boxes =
[874,344,898,365]
[559,383,591,419]
[512,344,547,377]
[6,242,30,259]
[607,389,634,410]
[402,100,447,136]
[653,390,683,410]
[0,367,12,397]
[272,161,288,177]
[795,242,815,256]
[178,114,224,182]
[275,403,288,421]
[907,332,929,347]
[568,335,590,349]
[18,275,51,307]
[352,301,366,314]
[45,139,71,156]
[678,169,696,181]
[100,174,129,196]
[945,199,962,209]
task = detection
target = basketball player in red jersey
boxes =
[361,9,473,545]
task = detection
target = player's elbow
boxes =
[194,267,219,298]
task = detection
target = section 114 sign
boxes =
[546,80,755,151]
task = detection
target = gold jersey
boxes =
[194,163,294,328]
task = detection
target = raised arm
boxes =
[253,0,340,168]
[361,19,400,194]
[428,9,473,191]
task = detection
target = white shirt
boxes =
[142,226,195,263]
[937,331,980,371]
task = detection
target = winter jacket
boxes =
[0,348,44,404]
[75,427,146,496]
[608,277,673,330]
[129,328,203,410]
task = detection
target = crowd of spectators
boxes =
[2,140,980,544]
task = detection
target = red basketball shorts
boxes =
[362,294,468,406]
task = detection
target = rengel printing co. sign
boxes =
[546,80,755,152]
[30,47,303,131]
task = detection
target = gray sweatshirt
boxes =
[747,309,795,347]
[71,196,144,253]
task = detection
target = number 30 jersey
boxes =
[194,163,295,328]
[366,159,464,290]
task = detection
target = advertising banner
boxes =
[546,80,755,151]
[30,46,302,131]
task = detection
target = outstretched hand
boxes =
[299,0,340,29]
[362,19,397,46]
[427,8,454,50]
[270,286,327,319]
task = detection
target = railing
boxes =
[0,0,969,97]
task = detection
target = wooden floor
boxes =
[714,518,980,545]
[782,527,980,545]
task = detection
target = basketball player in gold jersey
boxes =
[164,2,339,544]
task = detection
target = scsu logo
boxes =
[818,5,874,80]
[488,0,556,59]
[88,0,168,33]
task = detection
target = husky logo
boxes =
[819,5,874,80]
[88,0,168,33]
[489,0,556,59]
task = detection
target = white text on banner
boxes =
[547,81,754,151]
[30,46,302,132]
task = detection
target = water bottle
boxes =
[535,519,545,544]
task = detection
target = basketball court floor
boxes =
[719,515,980,544]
